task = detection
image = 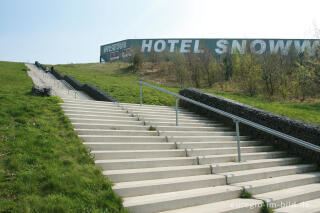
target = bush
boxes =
[131,52,144,73]
[292,59,317,101]
[233,54,262,96]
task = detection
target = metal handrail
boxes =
[60,79,79,99]
[137,81,320,162]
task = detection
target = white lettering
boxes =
[180,40,192,53]
[194,40,204,53]
[294,40,309,54]
[141,40,153,52]
[168,40,179,52]
[215,40,229,54]
[269,40,292,55]
[231,40,247,54]
[103,42,126,53]
[154,40,166,52]
[250,40,267,54]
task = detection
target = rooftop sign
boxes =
[100,39,320,62]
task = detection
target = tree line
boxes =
[130,48,320,101]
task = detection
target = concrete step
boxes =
[121,103,183,110]
[255,183,320,209]
[96,152,288,171]
[177,141,262,149]
[211,157,301,173]
[96,156,197,170]
[62,99,185,111]
[159,131,236,136]
[221,164,317,184]
[198,151,287,164]
[167,136,249,142]
[75,128,243,137]
[66,113,136,121]
[67,111,205,121]
[92,149,186,160]
[84,142,176,150]
[72,123,148,130]
[149,122,223,127]
[71,117,219,127]
[186,146,273,156]
[61,102,184,112]
[70,118,143,125]
[75,129,158,136]
[64,109,135,117]
[121,106,192,113]
[114,174,226,197]
[91,147,272,160]
[158,198,263,213]
[61,105,126,113]
[62,99,180,109]
[79,135,166,142]
[120,106,191,114]
[275,197,320,213]
[62,98,115,104]
[124,110,198,117]
[104,165,210,183]
[156,126,229,131]
[66,110,206,121]
[66,105,190,116]
[136,114,206,121]
[137,118,217,125]
[233,172,320,195]
[123,185,241,213]
[62,104,195,116]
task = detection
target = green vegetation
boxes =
[202,90,320,126]
[53,62,320,126]
[54,63,179,106]
[149,126,157,131]
[151,50,320,102]
[239,189,253,199]
[261,201,274,213]
[131,52,144,73]
[0,62,126,212]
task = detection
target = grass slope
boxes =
[54,62,320,126]
[202,90,320,126]
[54,63,179,106]
[0,62,126,213]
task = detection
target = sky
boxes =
[1,0,320,64]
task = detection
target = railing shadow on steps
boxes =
[137,81,320,163]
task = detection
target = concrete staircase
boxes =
[61,98,320,213]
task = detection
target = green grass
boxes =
[54,63,179,106]
[239,189,253,199]
[54,62,319,126]
[0,62,126,212]
[149,126,157,131]
[261,201,274,213]
[202,89,320,126]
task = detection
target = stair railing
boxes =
[60,79,79,99]
[137,81,320,162]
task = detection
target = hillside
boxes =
[53,62,320,126]
[0,61,126,212]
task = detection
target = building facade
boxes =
[100,39,320,62]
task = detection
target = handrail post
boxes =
[235,120,242,162]
[135,81,320,153]
[140,85,142,106]
[175,97,179,126]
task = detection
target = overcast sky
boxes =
[1,0,320,64]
